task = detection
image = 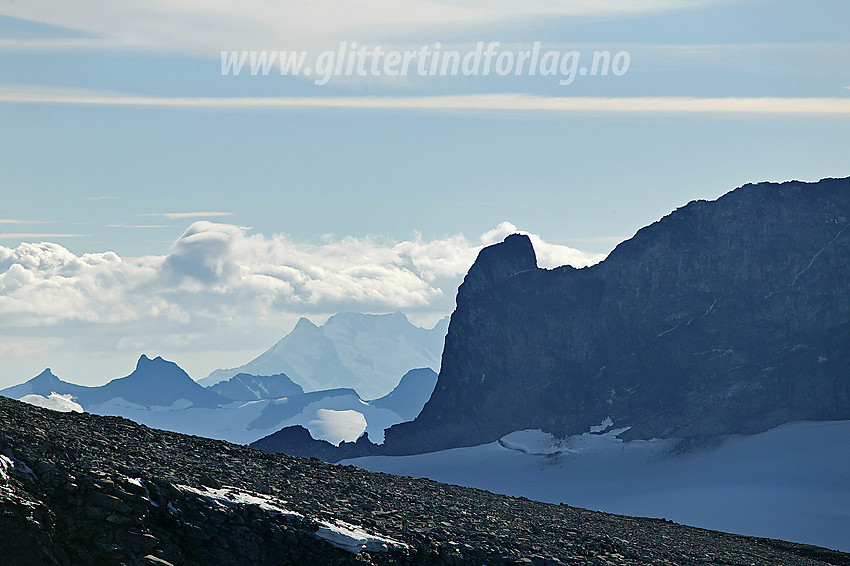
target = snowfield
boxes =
[18,392,84,413]
[345,420,850,552]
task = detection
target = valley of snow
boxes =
[344,420,850,553]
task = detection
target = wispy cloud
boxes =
[3,86,850,115]
[105,224,169,228]
[0,233,88,239]
[0,219,51,224]
[0,38,132,51]
[0,1,703,54]
[138,212,234,219]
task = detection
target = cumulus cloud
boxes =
[0,221,601,327]
[0,222,603,383]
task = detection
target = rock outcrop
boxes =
[384,177,850,453]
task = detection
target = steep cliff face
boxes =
[385,177,850,453]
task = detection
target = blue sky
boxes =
[1,0,849,386]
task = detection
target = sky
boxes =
[1,0,849,387]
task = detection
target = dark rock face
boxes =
[2,396,849,566]
[385,177,850,453]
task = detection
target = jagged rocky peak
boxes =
[26,368,68,391]
[132,354,188,380]
[460,233,538,294]
[137,353,166,366]
[104,354,225,409]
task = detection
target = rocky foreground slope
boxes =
[1,396,848,566]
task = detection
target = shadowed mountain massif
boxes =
[384,177,850,453]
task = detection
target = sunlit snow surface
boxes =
[308,409,367,446]
[345,420,850,552]
[19,392,84,413]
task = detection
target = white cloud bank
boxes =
[0,221,602,327]
[0,222,604,383]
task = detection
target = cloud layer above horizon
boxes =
[0,221,605,374]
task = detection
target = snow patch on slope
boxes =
[499,430,563,456]
[499,420,632,457]
[179,484,406,554]
[0,455,13,482]
[19,392,84,413]
[315,518,407,554]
